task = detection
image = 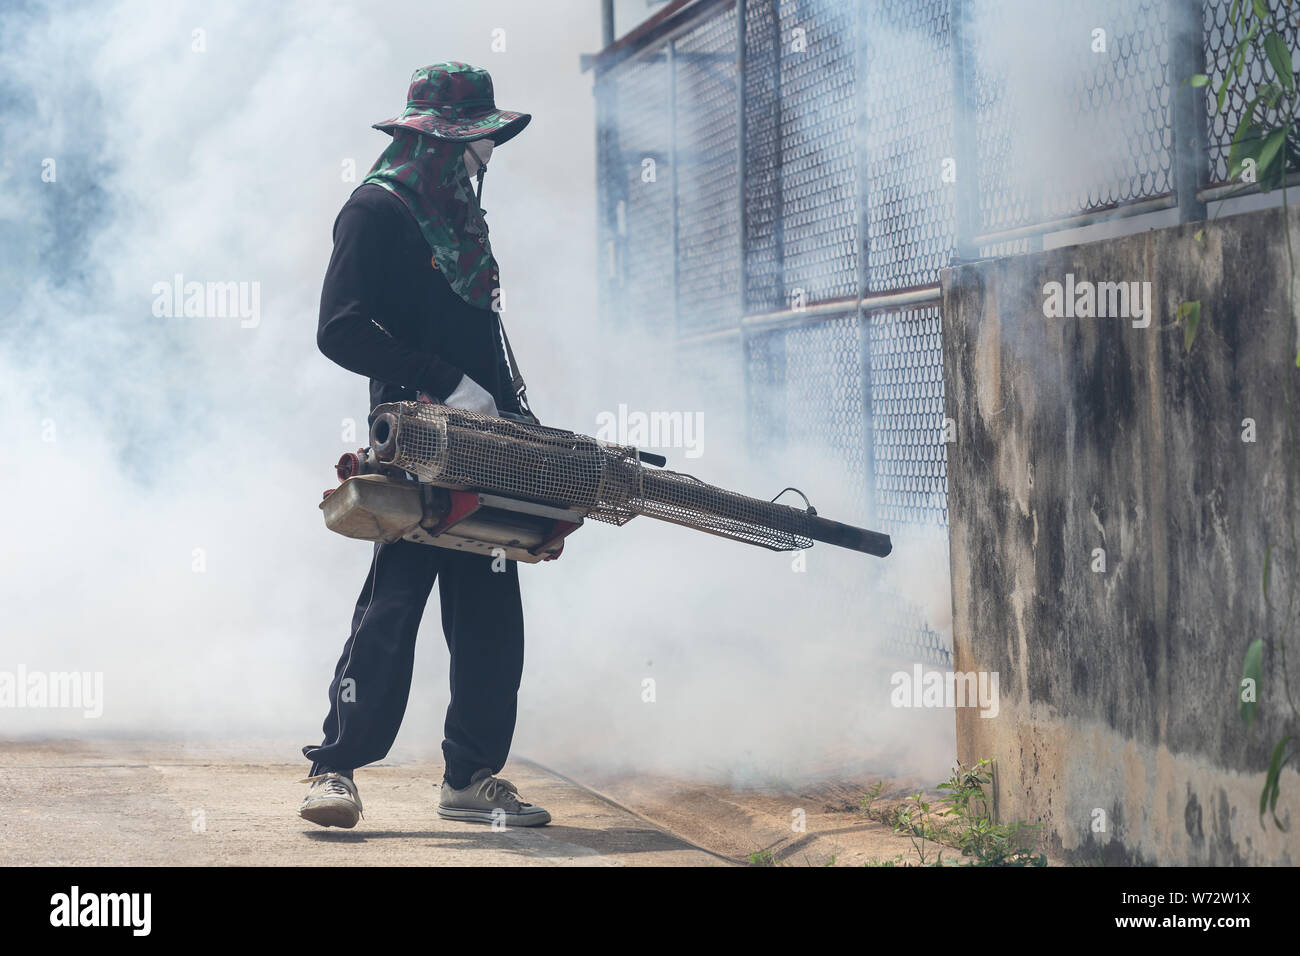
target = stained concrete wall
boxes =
[943,205,1300,865]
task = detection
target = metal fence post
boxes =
[770,0,785,308]
[1169,0,1209,222]
[600,0,615,47]
[738,1,754,454]
[668,40,681,340]
[737,0,748,321]
[594,68,624,330]
[856,0,878,525]
[949,0,980,260]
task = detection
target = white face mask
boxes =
[464,138,494,178]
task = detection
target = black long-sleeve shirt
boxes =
[317,183,519,422]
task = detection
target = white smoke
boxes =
[0,0,960,788]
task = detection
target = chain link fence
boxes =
[593,0,1294,666]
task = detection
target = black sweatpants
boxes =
[303,538,524,789]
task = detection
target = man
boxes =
[299,62,549,829]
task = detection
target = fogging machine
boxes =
[320,401,892,563]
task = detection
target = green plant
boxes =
[1185,1,1300,829]
[1175,299,1202,353]
[864,761,1045,867]
[1181,0,1300,352]
[893,791,942,866]
[858,779,885,815]
[1193,2,1299,193]
[936,760,1047,867]
[937,759,993,818]
[1250,466,1300,829]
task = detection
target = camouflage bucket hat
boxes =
[373,61,531,145]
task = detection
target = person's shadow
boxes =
[303,823,726,862]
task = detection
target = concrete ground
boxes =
[0,738,727,866]
[573,768,939,866]
[0,738,938,866]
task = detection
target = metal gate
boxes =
[592,0,1297,665]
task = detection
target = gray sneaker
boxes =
[298,772,363,828]
[437,768,551,827]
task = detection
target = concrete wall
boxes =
[943,205,1300,865]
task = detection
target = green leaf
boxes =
[1238,86,1282,130]
[1264,33,1295,89]
[1217,33,1254,113]
[1232,117,1261,148]
[1241,637,1263,728]
[1252,0,1268,21]
[1259,736,1293,830]
[1238,96,1262,128]
[1194,228,1206,242]
[1177,299,1203,351]
[1232,123,1271,180]
[1189,73,1211,88]
[1256,128,1289,187]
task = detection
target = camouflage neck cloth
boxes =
[360,130,498,310]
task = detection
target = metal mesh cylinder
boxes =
[632,469,812,550]
[374,402,640,525]
[373,402,816,551]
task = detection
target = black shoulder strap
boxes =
[497,315,529,410]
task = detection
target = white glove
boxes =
[442,374,499,417]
